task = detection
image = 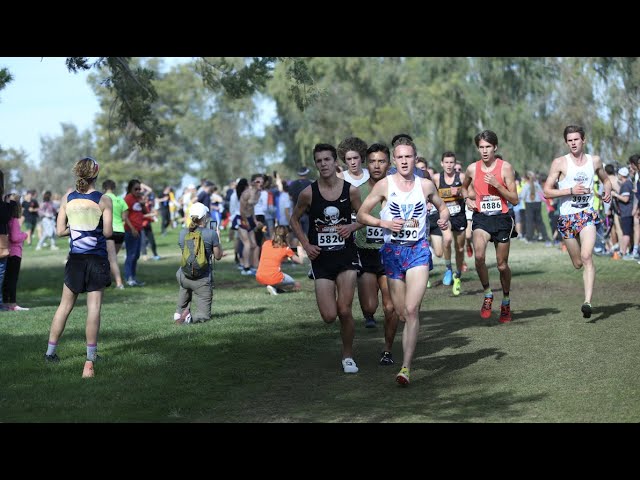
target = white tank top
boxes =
[380,175,428,245]
[342,169,370,187]
[558,154,595,216]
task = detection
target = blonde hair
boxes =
[272,225,290,248]
[72,157,100,193]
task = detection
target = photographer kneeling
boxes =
[174,202,223,324]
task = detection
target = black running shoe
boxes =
[379,351,394,366]
[364,316,376,328]
[581,303,592,319]
[44,353,60,363]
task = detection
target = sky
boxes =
[0,57,277,170]
[0,57,100,166]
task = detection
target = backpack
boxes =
[181,229,209,279]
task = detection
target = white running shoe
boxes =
[341,357,359,374]
[266,285,278,296]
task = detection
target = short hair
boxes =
[628,154,640,168]
[337,137,368,163]
[313,143,337,161]
[441,151,456,161]
[102,179,116,191]
[605,164,615,175]
[392,136,417,157]
[474,130,498,148]
[366,143,390,159]
[391,133,413,146]
[563,125,585,141]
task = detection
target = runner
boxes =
[432,151,467,296]
[542,125,611,318]
[290,143,362,374]
[357,136,449,385]
[460,130,519,323]
[353,143,400,366]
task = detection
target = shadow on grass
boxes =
[587,302,640,324]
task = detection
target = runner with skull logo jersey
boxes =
[290,143,363,375]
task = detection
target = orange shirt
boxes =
[255,240,295,286]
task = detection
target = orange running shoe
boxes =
[466,243,473,258]
[82,360,95,378]
[499,303,512,323]
[480,296,493,319]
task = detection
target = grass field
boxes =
[1,225,639,423]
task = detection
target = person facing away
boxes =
[256,225,303,295]
[174,202,223,325]
[102,179,128,289]
[460,129,519,324]
[357,136,450,386]
[543,125,612,319]
[44,156,113,379]
[289,143,362,375]
[2,195,29,311]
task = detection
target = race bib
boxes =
[446,201,461,215]
[391,227,419,243]
[366,226,384,244]
[317,230,345,250]
[479,195,502,215]
[571,194,592,209]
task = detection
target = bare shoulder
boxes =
[420,176,436,194]
[551,155,567,172]
[590,154,603,168]
[465,162,476,178]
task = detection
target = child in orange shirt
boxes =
[256,225,303,295]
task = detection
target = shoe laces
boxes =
[482,297,493,310]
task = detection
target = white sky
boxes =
[0,57,100,165]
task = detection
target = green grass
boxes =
[2,226,639,422]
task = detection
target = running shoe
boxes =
[480,296,493,319]
[364,316,376,328]
[10,305,30,311]
[44,353,60,363]
[466,243,473,257]
[341,357,359,373]
[499,303,512,323]
[379,351,394,366]
[442,269,453,286]
[396,367,410,385]
[462,261,468,272]
[82,360,95,378]
[581,302,592,319]
[452,274,462,296]
[266,285,279,296]
[426,280,432,289]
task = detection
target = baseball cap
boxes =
[618,166,629,177]
[297,166,310,176]
[189,202,209,220]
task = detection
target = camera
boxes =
[209,220,218,231]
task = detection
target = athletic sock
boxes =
[87,343,97,362]
[46,342,57,356]
[484,288,493,298]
